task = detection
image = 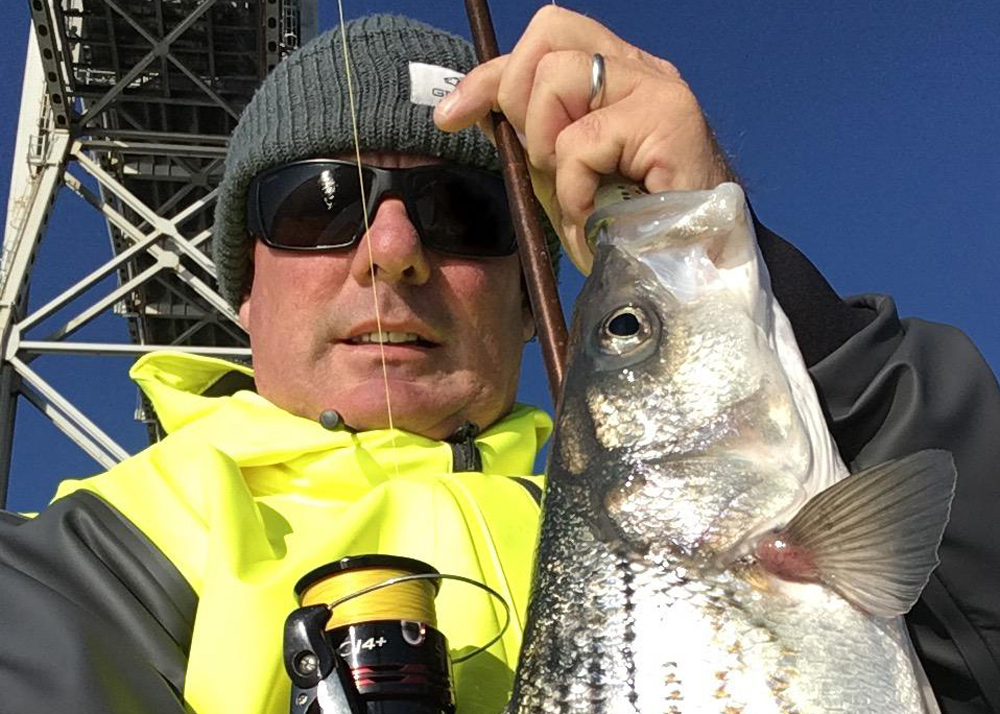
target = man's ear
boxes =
[238,292,252,331]
[237,241,255,330]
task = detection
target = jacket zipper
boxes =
[447,421,483,472]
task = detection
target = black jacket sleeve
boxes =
[0,490,196,714]
[757,220,1000,714]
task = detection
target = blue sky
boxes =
[2,0,998,511]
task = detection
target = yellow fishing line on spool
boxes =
[302,567,438,630]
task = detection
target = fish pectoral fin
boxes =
[774,449,956,617]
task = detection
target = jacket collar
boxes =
[130,351,552,476]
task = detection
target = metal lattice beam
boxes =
[0,0,317,505]
[77,0,222,127]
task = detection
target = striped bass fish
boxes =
[511,184,955,714]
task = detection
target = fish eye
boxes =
[608,311,641,337]
[598,305,653,355]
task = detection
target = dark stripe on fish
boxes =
[619,550,640,712]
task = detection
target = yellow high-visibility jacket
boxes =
[49,351,552,714]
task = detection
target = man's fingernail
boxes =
[435,88,461,119]
[560,219,577,245]
[560,220,592,273]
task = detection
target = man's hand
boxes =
[435,6,734,273]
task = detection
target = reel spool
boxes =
[283,554,509,714]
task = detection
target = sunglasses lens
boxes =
[257,165,366,249]
[409,168,515,257]
[252,162,515,257]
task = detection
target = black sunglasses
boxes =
[246,159,517,258]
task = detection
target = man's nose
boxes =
[349,197,431,285]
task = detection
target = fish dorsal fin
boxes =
[766,450,956,617]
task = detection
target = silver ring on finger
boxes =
[588,53,606,112]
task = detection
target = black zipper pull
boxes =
[446,421,482,472]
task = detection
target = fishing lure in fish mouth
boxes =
[510,182,954,714]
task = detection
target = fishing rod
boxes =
[463,0,645,402]
[463,0,569,400]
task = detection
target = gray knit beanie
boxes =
[213,13,558,309]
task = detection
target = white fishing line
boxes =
[336,0,401,475]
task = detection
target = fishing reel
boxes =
[283,554,508,714]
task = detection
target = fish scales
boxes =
[518,474,924,713]
[508,184,953,714]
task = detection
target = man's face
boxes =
[239,153,534,440]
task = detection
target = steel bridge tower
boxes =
[0,0,318,506]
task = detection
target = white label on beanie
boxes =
[409,62,465,107]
